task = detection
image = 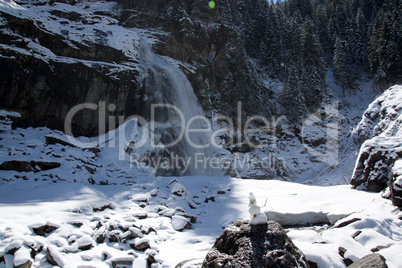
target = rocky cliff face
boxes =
[351,85,402,192]
[1,0,274,137]
[0,2,146,136]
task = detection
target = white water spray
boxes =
[137,41,219,176]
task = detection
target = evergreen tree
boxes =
[352,8,369,70]
[299,18,325,109]
[315,3,333,62]
[334,36,353,95]
[369,0,402,82]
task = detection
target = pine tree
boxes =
[334,36,353,95]
[369,0,402,82]
[299,18,325,109]
[315,3,332,62]
[353,8,369,70]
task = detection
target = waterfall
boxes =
[136,42,218,176]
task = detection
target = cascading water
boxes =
[135,41,219,176]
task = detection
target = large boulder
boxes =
[348,253,388,268]
[351,85,402,192]
[202,220,309,268]
[390,159,402,207]
[0,160,33,172]
[350,137,402,192]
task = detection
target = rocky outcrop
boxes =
[350,137,402,192]
[0,160,61,173]
[348,253,388,268]
[1,0,275,139]
[390,159,402,207]
[351,85,402,192]
[202,220,309,268]
[0,8,141,136]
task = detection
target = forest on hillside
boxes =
[128,0,401,123]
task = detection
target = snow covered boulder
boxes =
[390,159,402,207]
[13,245,32,268]
[352,85,402,145]
[46,245,66,267]
[351,85,402,192]
[202,220,308,268]
[350,137,402,192]
[171,215,191,231]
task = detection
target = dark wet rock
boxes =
[45,135,77,148]
[204,196,216,203]
[338,247,353,266]
[31,161,61,171]
[175,212,197,223]
[95,232,106,244]
[131,239,151,251]
[92,203,113,212]
[111,257,134,268]
[334,218,361,228]
[0,160,33,172]
[108,230,121,243]
[202,220,309,268]
[85,165,96,174]
[30,223,59,236]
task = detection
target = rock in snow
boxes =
[351,85,402,192]
[202,220,308,268]
[46,245,66,267]
[348,253,388,268]
[171,215,192,232]
[350,137,402,191]
[13,245,32,268]
[390,159,402,207]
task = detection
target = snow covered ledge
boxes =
[229,180,378,228]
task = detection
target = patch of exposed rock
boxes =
[202,220,309,268]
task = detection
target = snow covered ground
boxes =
[1,109,402,268]
[1,172,402,267]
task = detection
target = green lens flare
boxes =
[209,1,215,9]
